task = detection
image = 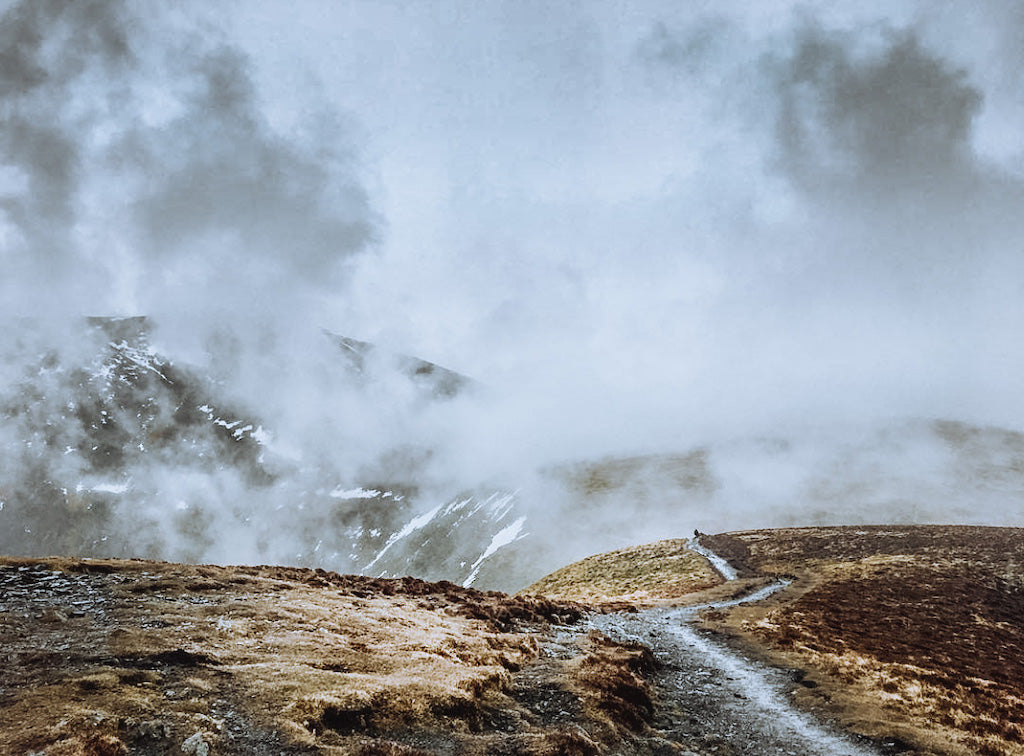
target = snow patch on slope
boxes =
[76,481,131,495]
[363,501,446,572]
[198,405,268,444]
[331,487,387,500]
[355,490,528,587]
[463,516,527,587]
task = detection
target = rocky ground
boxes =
[4,525,1024,755]
[0,556,653,755]
[590,604,893,756]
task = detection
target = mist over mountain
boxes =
[0,317,504,577]
[3,317,1024,593]
[2,1,1024,589]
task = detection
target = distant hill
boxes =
[4,317,1024,595]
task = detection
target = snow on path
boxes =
[689,536,739,580]
[658,616,878,755]
[588,541,882,755]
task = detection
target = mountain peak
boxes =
[86,316,150,346]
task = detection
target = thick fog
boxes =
[241,0,1024,477]
[2,1,1023,580]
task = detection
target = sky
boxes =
[237,0,1024,462]
[2,0,1024,475]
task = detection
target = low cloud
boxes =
[3,2,1024,582]
[773,27,981,188]
[0,0,374,324]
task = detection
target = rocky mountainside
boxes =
[1,317,269,559]
[0,318,488,580]
[4,318,1024,594]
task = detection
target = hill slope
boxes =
[527,525,1024,756]
[0,556,668,755]
[6,526,1024,754]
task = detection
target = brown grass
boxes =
[522,538,721,605]
[522,524,1024,754]
[559,451,715,497]
[0,556,662,755]
[12,526,1020,754]
[699,526,1024,756]
[567,631,657,734]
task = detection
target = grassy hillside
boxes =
[527,525,1024,756]
[699,525,1024,756]
[523,538,722,605]
[0,557,665,755]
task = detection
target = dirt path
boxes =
[589,544,892,756]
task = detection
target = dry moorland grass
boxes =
[524,524,1024,755]
[0,556,660,756]
[523,538,722,606]
[9,527,1022,754]
[700,525,1024,756]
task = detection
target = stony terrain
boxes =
[0,556,672,756]
[5,526,1024,755]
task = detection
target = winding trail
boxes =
[589,539,884,756]
[688,536,740,581]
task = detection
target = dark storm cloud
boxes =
[123,46,374,280]
[764,21,1024,291]
[0,0,134,263]
[771,25,982,194]
[636,18,731,77]
[639,16,988,195]
[0,0,374,306]
[637,14,1024,291]
[763,23,1024,286]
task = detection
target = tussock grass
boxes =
[523,538,721,604]
[0,557,657,755]
[702,525,1024,756]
